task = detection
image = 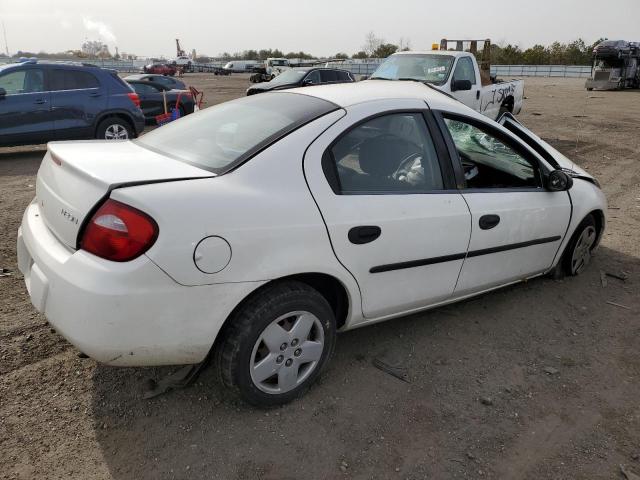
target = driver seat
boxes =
[356,136,414,191]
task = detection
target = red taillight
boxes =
[127,92,141,108]
[80,199,158,262]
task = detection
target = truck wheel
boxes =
[96,118,133,140]
[214,281,337,407]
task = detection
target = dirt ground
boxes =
[1,74,639,480]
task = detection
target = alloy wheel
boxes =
[570,225,596,275]
[104,124,129,140]
[250,311,325,394]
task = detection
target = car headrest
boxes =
[359,136,411,177]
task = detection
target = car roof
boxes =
[285,79,463,110]
[0,60,102,71]
[126,74,175,80]
[289,67,351,73]
[391,50,468,57]
[128,80,173,91]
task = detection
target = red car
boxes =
[142,63,176,76]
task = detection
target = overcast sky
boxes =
[1,0,638,58]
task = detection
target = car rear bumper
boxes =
[18,199,264,366]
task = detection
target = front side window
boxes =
[443,117,540,189]
[0,69,44,94]
[304,70,320,84]
[329,113,444,193]
[453,57,476,85]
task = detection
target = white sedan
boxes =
[18,81,606,406]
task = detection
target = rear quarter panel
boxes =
[111,109,361,312]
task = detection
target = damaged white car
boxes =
[18,81,606,406]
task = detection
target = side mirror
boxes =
[451,79,472,91]
[302,79,314,86]
[547,169,573,191]
[0,87,6,98]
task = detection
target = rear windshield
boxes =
[136,93,338,173]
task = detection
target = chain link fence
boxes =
[325,61,592,78]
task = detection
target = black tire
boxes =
[95,117,133,140]
[214,281,337,407]
[561,214,598,276]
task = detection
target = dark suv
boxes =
[0,60,145,147]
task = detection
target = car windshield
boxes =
[371,54,455,85]
[268,70,307,85]
[136,93,337,173]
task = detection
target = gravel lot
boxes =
[1,74,639,480]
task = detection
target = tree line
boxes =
[487,39,604,66]
[3,35,606,65]
[217,36,603,65]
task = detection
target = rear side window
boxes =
[136,92,338,174]
[150,76,172,86]
[0,69,44,94]
[337,71,352,82]
[110,72,132,91]
[320,70,338,83]
[50,70,100,90]
[131,83,158,94]
[328,113,444,193]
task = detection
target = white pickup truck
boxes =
[370,44,524,121]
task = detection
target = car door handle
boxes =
[479,214,500,230]
[348,226,381,245]
[33,99,47,105]
[476,90,480,100]
[89,92,102,98]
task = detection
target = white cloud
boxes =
[82,17,116,44]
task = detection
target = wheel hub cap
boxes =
[571,225,596,274]
[104,124,129,140]
[250,311,324,394]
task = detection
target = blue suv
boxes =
[0,60,145,147]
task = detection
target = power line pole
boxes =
[1,21,9,56]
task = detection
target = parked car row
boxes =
[0,60,197,146]
[0,60,145,146]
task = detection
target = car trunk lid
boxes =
[36,140,213,248]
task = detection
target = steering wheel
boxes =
[458,150,479,181]
[391,152,423,181]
